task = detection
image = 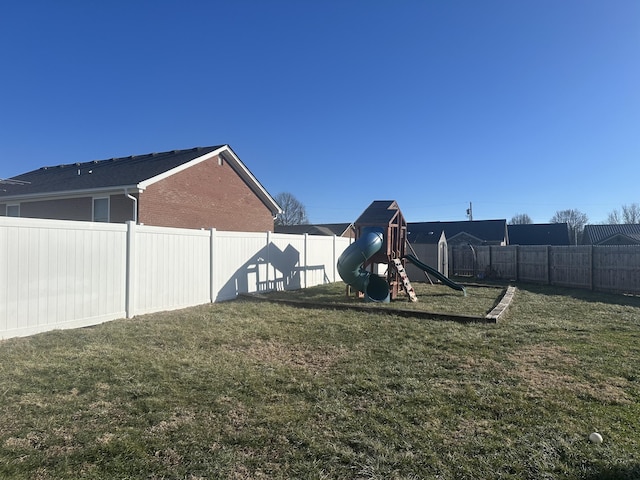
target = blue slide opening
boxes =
[337,228,390,303]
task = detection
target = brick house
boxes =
[0,145,282,232]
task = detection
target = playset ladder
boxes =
[392,258,418,302]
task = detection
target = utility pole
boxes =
[466,202,473,221]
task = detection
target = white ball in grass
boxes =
[589,432,603,444]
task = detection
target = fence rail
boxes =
[0,217,351,340]
[450,244,640,294]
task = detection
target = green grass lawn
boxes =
[0,282,639,479]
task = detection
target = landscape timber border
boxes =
[239,285,517,325]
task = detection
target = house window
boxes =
[93,197,109,222]
[6,204,20,217]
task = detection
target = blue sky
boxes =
[1,1,638,225]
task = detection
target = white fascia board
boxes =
[448,231,484,244]
[222,145,283,214]
[136,147,224,190]
[137,145,283,215]
[0,185,141,202]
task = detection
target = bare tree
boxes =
[607,210,621,224]
[550,209,588,245]
[509,213,533,225]
[607,203,640,224]
[274,192,309,226]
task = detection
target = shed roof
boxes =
[508,223,570,245]
[354,200,402,225]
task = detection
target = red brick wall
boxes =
[138,155,275,232]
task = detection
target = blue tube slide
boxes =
[337,229,390,302]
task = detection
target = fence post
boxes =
[210,228,217,303]
[333,235,338,282]
[303,233,309,289]
[546,245,551,285]
[590,245,594,290]
[125,221,136,318]
[266,231,271,292]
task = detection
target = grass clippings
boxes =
[0,282,638,479]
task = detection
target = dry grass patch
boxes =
[509,344,631,404]
[0,283,639,479]
[240,339,349,374]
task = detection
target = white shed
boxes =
[406,230,448,281]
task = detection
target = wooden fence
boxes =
[0,217,351,340]
[450,244,640,294]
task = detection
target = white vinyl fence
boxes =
[0,217,351,340]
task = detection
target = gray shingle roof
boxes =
[508,223,570,245]
[410,229,445,244]
[274,223,352,236]
[582,224,640,245]
[0,146,222,198]
[408,220,507,245]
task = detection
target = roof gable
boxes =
[447,231,485,245]
[598,233,640,245]
[582,224,640,245]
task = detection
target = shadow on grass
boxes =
[583,463,640,480]
[454,275,640,308]
[249,281,506,323]
[514,282,640,308]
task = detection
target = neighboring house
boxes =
[0,145,282,232]
[581,224,640,246]
[274,223,354,238]
[408,219,509,246]
[508,223,570,245]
